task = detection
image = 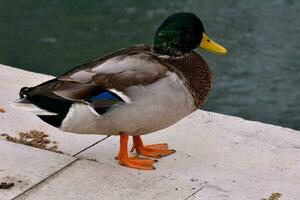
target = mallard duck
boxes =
[12,12,226,170]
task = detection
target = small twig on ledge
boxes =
[184,187,204,200]
[0,107,5,113]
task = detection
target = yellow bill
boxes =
[199,33,227,55]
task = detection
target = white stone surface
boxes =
[0,64,106,156]
[15,111,300,200]
[16,159,198,200]
[0,64,300,200]
[0,140,75,200]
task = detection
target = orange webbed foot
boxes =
[131,136,176,158]
[118,156,157,170]
[142,143,169,150]
[116,133,157,170]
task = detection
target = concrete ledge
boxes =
[0,64,299,200]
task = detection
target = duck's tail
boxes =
[10,87,57,116]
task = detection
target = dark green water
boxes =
[0,1,299,130]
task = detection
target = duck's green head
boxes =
[153,12,227,56]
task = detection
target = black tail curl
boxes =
[19,87,31,98]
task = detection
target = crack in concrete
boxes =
[72,135,111,157]
[3,134,110,199]
[12,158,79,200]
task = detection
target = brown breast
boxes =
[156,51,212,108]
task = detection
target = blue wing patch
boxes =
[89,91,122,102]
[87,90,124,115]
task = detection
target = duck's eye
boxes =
[207,39,210,42]
[186,27,193,32]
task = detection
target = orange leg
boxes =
[131,135,176,158]
[115,133,157,170]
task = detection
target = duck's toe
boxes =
[131,136,176,158]
[134,145,176,158]
[118,156,156,170]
